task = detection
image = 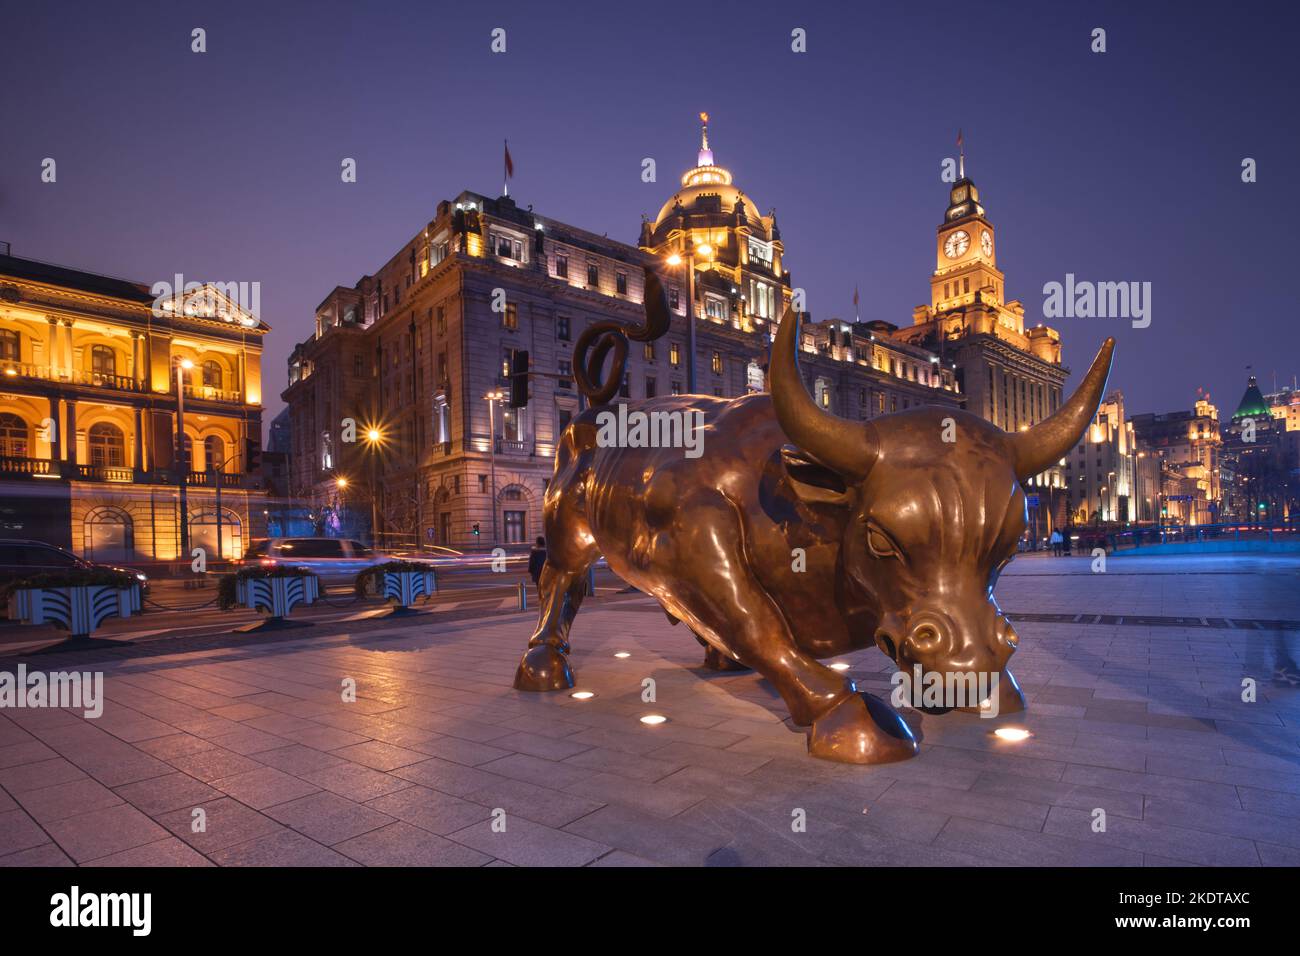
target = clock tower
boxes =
[931,177,1004,313]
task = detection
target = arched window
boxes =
[0,330,19,363]
[0,412,29,458]
[88,422,125,468]
[204,435,225,472]
[90,345,116,377]
[202,360,222,389]
[191,508,243,560]
[84,506,133,562]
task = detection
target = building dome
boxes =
[1232,375,1270,419]
[647,113,769,244]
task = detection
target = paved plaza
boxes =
[1,553,1297,866]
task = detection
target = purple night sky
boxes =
[3,0,1296,432]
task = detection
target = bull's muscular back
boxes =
[549,393,869,658]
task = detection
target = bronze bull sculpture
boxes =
[514,268,1113,763]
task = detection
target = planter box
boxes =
[8,585,141,638]
[381,569,437,609]
[235,575,319,619]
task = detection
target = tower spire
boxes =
[957,128,965,179]
[698,112,713,167]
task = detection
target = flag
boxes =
[504,141,514,179]
[956,128,963,148]
[853,285,859,308]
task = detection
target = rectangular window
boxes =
[670,343,680,367]
[436,306,446,335]
[586,263,599,286]
[557,316,571,341]
[669,287,680,310]
[671,381,682,395]
[555,254,569,278]
[479,474,489,493]
[503,303,518,330]
[558,360,572,390]
[711,351,722,375]
[705,297,726,320]
[353,354,364,378]
[645,376,657,398]
[558,409,572,432]
[493,233,524,261]
[504,511,526,544]
[616,272,628,295]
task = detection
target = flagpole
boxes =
[503,139,508,197]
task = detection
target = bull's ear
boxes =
[781,446,854,508]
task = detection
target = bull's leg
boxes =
[689,627,751,672]
[514,562,588,691]
[668,495,915,764]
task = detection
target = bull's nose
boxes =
[898,610,956,666]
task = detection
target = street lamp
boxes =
[484,389,504,543]
[175,358,194,555]
[364,427,383,547]
[665,242,713,394]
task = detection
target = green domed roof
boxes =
[1232,376,1270,419]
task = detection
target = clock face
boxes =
[980,230,993,257]
[943,230,970,259]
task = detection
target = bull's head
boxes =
[771,308,1114,685]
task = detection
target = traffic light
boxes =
[245,438,262,473]
[472,522,481,536]
[509,350,530,408]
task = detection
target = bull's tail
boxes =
[574,265,672,405]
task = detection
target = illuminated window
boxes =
[711,351,722,375]
[643,341,655,361]
[0,412,29,457]
[205,435,225,472]
[493,233,524,261]
[555,254,568,278]
[503,304,518,330]
[202,360,222,389]
[0,330,18,362]
[90,345,116,377]
[670,343,680,367]
[88,423,125,468]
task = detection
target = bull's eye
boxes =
[866,524,900,559]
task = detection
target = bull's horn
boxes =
[770,305,876,479]
[1009,337,1116,480]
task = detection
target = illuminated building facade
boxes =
[1221,375,1296,523]
[1130,395,1222,526]
[0,251,268,562]
[1065,390,1137,524]
[887,171,1069,535]
[283,119,961,546]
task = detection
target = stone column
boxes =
[47,395,62,462]
[130,331,143,388]
[64,399,77,467]
[45,316,60,376]
[133,406,146,473]
[61,318,74,382]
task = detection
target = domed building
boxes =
[639,114,792,339]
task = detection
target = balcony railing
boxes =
[73,463,134,482]
[495,438,529,455]
[0,362,147,392]
[180,383,243,404]
[0,455,55,477]
[184,470,247,487]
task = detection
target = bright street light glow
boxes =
[993,727,1032,742]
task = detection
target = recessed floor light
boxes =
[639,714,667,725]
[613,652,631,659]
[570,691,595,700]
[993,727,1032,742]
[830,662,850,671]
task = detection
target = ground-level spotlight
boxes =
[992,727,1032,742]
[570,691,595,700]
[829,662,850,671]
[639,714,668,726]
[613,651,631,659]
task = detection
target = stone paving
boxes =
[0,553,1297,866]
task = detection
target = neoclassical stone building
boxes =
[0,249,268,564]
[282,122,964,548]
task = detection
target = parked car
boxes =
[238,538,423,586]
[0,539,150,593]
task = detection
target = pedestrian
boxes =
[528,536,547,592]
[1049,529,1063,557]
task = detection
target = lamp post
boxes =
[484,389,504,543]
[365,428,382,548]
[667,242,712,395]
[175,358,194,555]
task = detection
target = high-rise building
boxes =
[1065,390,1137,524]
[1130,394,1222,526]
[1221,375,1295,523]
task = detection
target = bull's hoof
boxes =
[513,644,575,692]
[808,693,917,764]
[702,645,750,672]
[957,667,1026,716]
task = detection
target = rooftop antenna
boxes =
[957,128,965,179]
